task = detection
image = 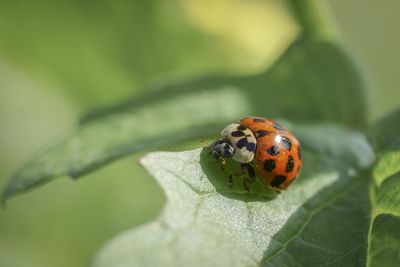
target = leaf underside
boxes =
[2,36,366,201]
[93,124,374,267]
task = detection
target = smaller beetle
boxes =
[210,116,302,192]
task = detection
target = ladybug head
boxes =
[210,139,235,159]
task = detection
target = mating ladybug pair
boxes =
[209,116,302,192]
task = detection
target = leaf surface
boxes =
[2,37,366,201]
[94,124,374,267]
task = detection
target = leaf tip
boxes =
[138,155,148,168]
[138,151,160,171]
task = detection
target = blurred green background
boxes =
[0,0,399,266]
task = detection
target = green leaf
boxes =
[369,109,400,154]
[2,37,366,201]
[368,214,400,267]
[368,109,400,267]
[94,124,374,267]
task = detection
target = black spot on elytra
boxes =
[273,122,285,131]
[281,136,292,151]
[267,145,279,156]
[253,117,266,123]
[264,159,276,172]
[237,125,247,131]
[271,175,286,188]
[286,155,295,173]
[246,142,256,152]
[231,131,245,137]
[297,145,302,160]
[255,130,269,138]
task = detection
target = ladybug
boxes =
[210,116,302,192]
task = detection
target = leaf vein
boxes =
[260,178,360,265]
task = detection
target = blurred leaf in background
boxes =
[329,0,400,122]
[0,0,296,109]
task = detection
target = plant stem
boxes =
[286,0,334,40]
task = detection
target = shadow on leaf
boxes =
[199,148,278,202]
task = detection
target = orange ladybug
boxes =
[210,116,302,192]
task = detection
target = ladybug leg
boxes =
[245,164,256,182]
[228,171,243,188]
[242,179,250,193]
[228,164,247,188]
[228,174,234,188]
[241,164,256,194]
[220,158,226,171]
[210,150,226,171]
